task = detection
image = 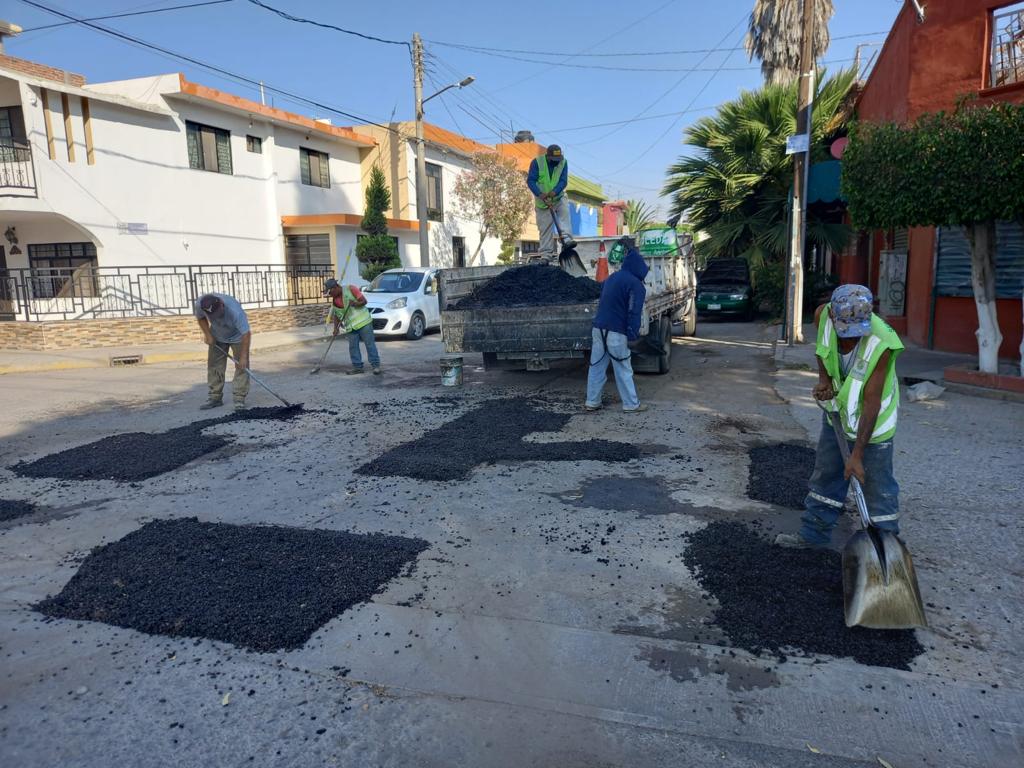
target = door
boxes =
[452,236,466,268]
[423,271,441,327]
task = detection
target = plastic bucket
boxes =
[440,355,463,387]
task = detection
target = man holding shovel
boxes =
[776,285,904,548]
[527,144,574,263]
[194,292,251,411]
[324,278,381,375]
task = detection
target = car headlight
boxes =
[386,297,408,309]
[729,294,745,300]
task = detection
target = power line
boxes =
[17,0,407,138]
[427,31,890,58]
[243,0,409,48]
[21,0,234,31]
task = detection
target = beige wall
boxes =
[355,124,411,220]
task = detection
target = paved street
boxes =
[1,322,1021,768]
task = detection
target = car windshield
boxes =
[367,272,424,293]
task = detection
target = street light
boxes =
[413,36,474,267]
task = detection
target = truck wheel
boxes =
[482,352,498,370]
[657,316,672,375]
[681,300,697,337]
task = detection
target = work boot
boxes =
[372,366,382,376]
[199,398,223,411]
[774,532,816,549]
[623,404,649,413]
[583,403,602,412]
[233,401,247,412]
[346,368,365,375]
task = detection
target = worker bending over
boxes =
[324,278,381,375]
[195,292,251,411]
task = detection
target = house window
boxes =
[186,120,232,174]
[28,242,98,298]
[246,135,262,154]
[521,241,540,254]
[285,233,332,270]
[425,162,443,221]
[990,2,1024,88]
[452,236,466,268]
[300,147,330,188]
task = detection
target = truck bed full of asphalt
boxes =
[455,265,602,310]
[35,517,428,652]
[683,520,924,669]
[11,405,304,483]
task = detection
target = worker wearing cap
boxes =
[324,278,381,375]
[194,292,251,411]
[527,144,573,262]
[777,285,905,548]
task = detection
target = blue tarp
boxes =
[569,202,598,236]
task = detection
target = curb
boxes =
[0,333,327,375]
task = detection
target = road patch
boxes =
[746,442,815,509]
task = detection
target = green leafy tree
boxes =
[357,165,401,281]
[745,0,834,85]
[842,102,1024,373]
[623,199,656,234]
[663,68,855,270]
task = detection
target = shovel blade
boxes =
[559,247,587,277]
[842,529,928,629]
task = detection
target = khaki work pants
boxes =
[207,341,250,403]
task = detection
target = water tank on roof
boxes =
[514,130,535,143]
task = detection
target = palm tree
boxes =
[745,0,834,85]
[662,68,855,270]
[623,199,656,234]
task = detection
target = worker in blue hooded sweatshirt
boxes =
[585,239,649,413]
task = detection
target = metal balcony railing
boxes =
[0,263,333,321]
[0,139,36,195]
[991,5,1024,88]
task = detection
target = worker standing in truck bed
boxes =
[527,144,573,263]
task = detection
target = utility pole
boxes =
[785,0,816,345]
[412,33,430,267]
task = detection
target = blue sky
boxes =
[7,0,903,213]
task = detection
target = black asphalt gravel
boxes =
[12,405,304,482]
[455,264,602,309]
[0,498,37,522]
[683,520,923,669]
[746,442,816,509]
[357,398,641,481]
[36,517,428,652]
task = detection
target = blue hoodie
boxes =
[593,247,649,340]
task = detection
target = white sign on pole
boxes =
[785,134,809,155]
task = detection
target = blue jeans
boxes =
[586,327,640,410]
[348,324,380,369]
[801,413,900,545]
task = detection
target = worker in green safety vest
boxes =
[777,284,905,548]
[527,144,574,262]
[323,278,381,375]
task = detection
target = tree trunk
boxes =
[966,221,1003,374]
[469,229,486,266]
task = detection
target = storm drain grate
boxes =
[110,355,143,367]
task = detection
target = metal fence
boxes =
[991,5,1024,88]
[0,139,36,194]
[0,263,332,321]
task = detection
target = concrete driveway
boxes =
[0,323,1020,768]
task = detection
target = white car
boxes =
[363,267,440,340]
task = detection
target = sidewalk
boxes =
[0,325,328,375]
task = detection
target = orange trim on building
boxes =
[281,213,419,231]
[423,122,493,156]
[495,141,545,172]
[177,75,376,147]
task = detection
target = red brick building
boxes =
[842,0,1024,357]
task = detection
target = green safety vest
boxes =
[329,285,371,333]
[816,305,904,443]
[534,155,566,209]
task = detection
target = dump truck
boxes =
[438,227,697,374]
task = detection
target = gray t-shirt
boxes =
[194,293,251,343]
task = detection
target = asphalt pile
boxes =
[455,264,602,309]
[0,499,37,522]
[746,443,815,509]
[683,520,923,669]
[12,405,304,482]
[35,517,428,652]
[357,398,641,481]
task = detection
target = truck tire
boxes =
[657,316,672,375]
[482,352,498,370]
[681,300,697,337]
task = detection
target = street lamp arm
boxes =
[422,76,475,106]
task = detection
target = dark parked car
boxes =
[696,258,754,321]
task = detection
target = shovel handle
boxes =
[211,345,292,408]
[817,399,873,531]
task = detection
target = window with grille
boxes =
[246,135,262,154]
[452,236,466,268]
[990,2,1024,88]
[285,234,332,271]
[186,121,232,174]
[28,242,98,298]
[521,241,540,254]
[426,162,443,221]
[300,147,330,188]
